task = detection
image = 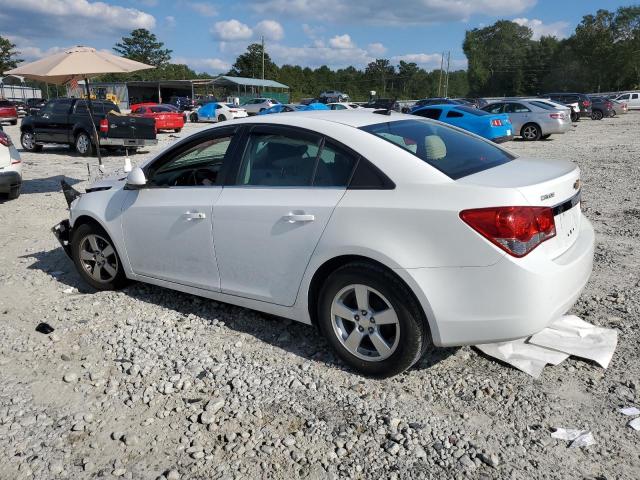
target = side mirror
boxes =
[126,167,147,187]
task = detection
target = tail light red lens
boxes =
[460,206,556,257]
[0,132,12,147]
[490,119,503,126]
[99,118,109,133]
[582,100,591,107]
[549,113,564,119]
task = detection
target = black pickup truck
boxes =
[20,98,157,156]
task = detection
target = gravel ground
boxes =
[0,113,639,480]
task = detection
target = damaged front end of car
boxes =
[51,179,82,257]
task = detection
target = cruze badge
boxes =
[541,192,555,201]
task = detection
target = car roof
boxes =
[229,109,413,129]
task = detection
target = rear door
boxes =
[504,102,530,133]
[212,125,358,305]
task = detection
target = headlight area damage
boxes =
[52,179,83,258]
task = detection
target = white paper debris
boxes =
[551,428,595,447]
[629,418,640,431]
[528,315,618,368]
[619,407,640,416]
[476,338,569,378]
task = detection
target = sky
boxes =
[0,0,631,75]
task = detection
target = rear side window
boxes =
[313,141,357,187]
[632,93,639,99]
[52,100,72,114]
[529,101,556,110]
[414,108,441,120]
[360,119,515,180]
[446,110,464,118]
[484,103,504,114]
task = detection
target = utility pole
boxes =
[437,52,444,97]
[444,51,451,97]
[261,35,265,80]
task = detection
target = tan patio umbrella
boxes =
[5,46,154,168]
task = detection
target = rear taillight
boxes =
[606,101,612,108]
[549,113,564,119]
[0,132,12,147]
[99,118,109,133]
[582,100,590,107]
[490,119,503,126]
[460,206,556,257]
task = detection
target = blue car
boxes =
[411,104,513,143]
[258,102,330,115]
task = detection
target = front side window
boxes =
[414,108,442,120]
[147,135,233,187]
[360,119,515,180]
[618,94,630,100]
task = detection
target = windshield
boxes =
[360,119,515,180]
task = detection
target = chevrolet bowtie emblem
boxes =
[573,179,581,190]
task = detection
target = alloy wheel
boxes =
[78,234,119,283]
[330,284,400,362]
[522,125,538,140]
[76,134,90,154]
[22,132,35,150]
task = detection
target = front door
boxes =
[213,125,358,306]
[121,127,240,290]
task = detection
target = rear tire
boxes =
[521,123,541,141]
[317,262,432,377]
[20,131,42,152]
[75,131,94,156]
[591,109,603,120]
[7,186,20,200]
[71,223,128,291]
[190,113,198,123]
[570,112,579,122]
[217,114,226,122]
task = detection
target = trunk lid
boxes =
[459,157,582,258]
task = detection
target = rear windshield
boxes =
[150,106,173,112]
[455,106,489,116]
[529,101,557,110]
[0,100,14,107]
[360,119,515,180]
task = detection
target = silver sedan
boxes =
[483,99,571,140]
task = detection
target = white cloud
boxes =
[513,17,569,40]
[186,2,217,17]
[328,34,355,50]
[254,20,284,41]
[0,0,155,38]
[174,56,230,73]
[211,19,253,41]
[268,43,374,69]
[367,42,387,56]
[302,23,323,39]
[165,16,176,28]
[391,53,467,70]
[250,0,536,25]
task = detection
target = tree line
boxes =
[1,4,639,101]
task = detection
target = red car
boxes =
[0,99,18,125]
[131,103,184,133]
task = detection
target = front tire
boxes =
[521,123,541,141]
[75,131,94,156]
[317,262,431,377]
[71,223,128,291]
[174,128,182,133]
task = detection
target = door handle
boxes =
[183,211,206,220]
[284,212,315,223]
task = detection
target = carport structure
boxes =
[211,76,290,104]
[126,79,216,106]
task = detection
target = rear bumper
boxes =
[52,220,72,257]
[403,216,595,347]
[0,170,21,192]
[492,134,514,144]
[100,138,158,147]
[543,121,572,135]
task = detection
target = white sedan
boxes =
[0,128,22,200]
[52,110,594,377]
[327,103,363,110]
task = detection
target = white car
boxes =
[52,111,594,377]
[241,98,278,115]
[192,103,248,123]
[327,103,363,110]
[614,91,640,110]
[0,128,22,200]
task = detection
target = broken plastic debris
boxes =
[63,287,76,294]
[35,322,55,334]
[619,407,640,416]
[475,338,569,378]
[551,428,595,447]
[529,315,618,368]
[628,418,640,431]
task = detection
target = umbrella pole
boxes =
[84,77,103,171]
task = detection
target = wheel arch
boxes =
[306,254,439,342]
[520,121,541,135]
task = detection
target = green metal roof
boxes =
[212,75,289,89]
